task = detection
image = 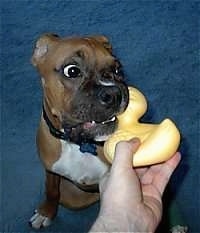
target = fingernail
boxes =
[128,137,140,144]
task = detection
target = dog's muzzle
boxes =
[96,85,122,108]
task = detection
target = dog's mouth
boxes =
[62,114,117,144]
[82,116,116,130]
[78,115,117,142]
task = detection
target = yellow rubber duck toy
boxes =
[104,86,181,167]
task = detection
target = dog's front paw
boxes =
[29,210,52,229]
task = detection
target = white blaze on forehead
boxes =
[99,79,115,87]
[51,141,109,185]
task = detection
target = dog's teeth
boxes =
[102,116,116,124]
[111,116,116,121]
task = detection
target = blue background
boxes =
[1,1,199,232]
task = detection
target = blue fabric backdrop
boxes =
[1,1,199,232]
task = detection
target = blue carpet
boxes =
[1,1,199,232]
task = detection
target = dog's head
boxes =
[32,34,129,142]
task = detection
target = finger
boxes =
[152,152,181,195]
[112,138,140,170]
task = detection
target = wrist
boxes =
[89,209,148,232]
[90,213,127,232]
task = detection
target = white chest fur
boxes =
[51,140,109,185]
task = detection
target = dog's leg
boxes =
[29,170,60,229]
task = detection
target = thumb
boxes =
[112,138,141,169]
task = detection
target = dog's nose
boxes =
[96,86,122,106]
[98,89,113,105]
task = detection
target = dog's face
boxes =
[32,34,129,142]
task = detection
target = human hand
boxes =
[90,138,181,232]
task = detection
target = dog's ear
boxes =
[32,33,60,66]
[90,35,112,53]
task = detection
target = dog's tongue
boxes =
[83,121,96,129]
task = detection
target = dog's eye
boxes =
[114,67,123,76]
[63,65,81,78]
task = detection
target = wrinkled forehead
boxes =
[49,38,115,69]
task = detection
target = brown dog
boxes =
[29,34,129,229]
